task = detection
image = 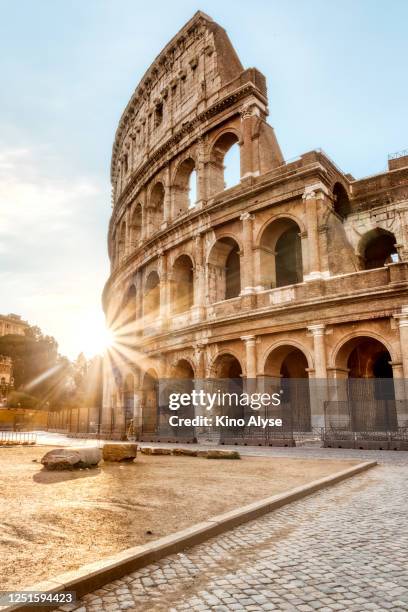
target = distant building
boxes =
[0,314,29,337]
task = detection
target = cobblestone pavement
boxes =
[55,449,408,612]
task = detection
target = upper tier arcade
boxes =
[108,11,283,265]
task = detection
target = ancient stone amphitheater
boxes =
[102,11,408,445]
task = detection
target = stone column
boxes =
[308,324,327,378]
[240,102,264,179]
[135,270,143,336]
[240,104,254,179]
[158,251,168,328]
[302,183,329,281]
[394,306,408,379]
[191,233,206,321]
[307,324,328,429]
[196,136,207,206]
[163,166,171,225]
[240,212,255,295]
[241,335,257,379]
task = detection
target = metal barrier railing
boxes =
[0,431,37,444]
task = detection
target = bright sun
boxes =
[77,311,115,358]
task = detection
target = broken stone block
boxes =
[150,447,172,455]
[206,449,241,460]
[172,448,198,456]
[102,443,138,462]
[41,447,102,470]
[140,447,152,455]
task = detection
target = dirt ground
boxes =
[0,446,358,590]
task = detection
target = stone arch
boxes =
[261,339,314,373]
[171,254,194,314]
[358,228,398,270]
[207,237,241,302]
[332,182,351,219]
[129,202,143,247]
[259,217,303,289]
[210,352,244,424]
[117,220,127,263]
[148,181,165,235]
[332,334,397,430]
[172,157,197,215]
[209,130,241,195]
[331,332,395,371]
[170,357,196,379]
[144,271,160,321]
[210,351,244,378]
[121,284,137,328]
[141,368,158,433]
[123,373,135,429]
[263,342,312,431]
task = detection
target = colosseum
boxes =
[102,11,408,447]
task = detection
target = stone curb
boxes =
[2,460,376,612]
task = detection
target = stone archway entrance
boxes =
[142,369,158,434]
[264,345,311,432]
[170,359,195,440]
[335,336,397,431]
[123,374,135,432]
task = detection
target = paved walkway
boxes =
[55,448,408,612]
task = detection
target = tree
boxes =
[0,325,64,406]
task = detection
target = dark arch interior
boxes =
[280,349,311,431]
[225,244,241,299]
[333,183,351,218]
[172,255,194,313]
[275,225,303,287]
[142,371,158,433]
[123,374,134,428]
[144,272,160,319]
[363,230,397,270]
[344,337,396,429]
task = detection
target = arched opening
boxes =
[264,345,311,431]
[260,218,303,289]
[207,238,241,302]
[210,132,240,195]
[117,221,126,263]
[173,158,197,215]
[333,183,351,219]
[121,284,137,328]
[170,359,195,434]
[123,374,134,431]
[212,353,244,444]
[360,229,398,270]
[335,336,396,430]
[142,369,158,434]
[213,353,242,379]
[149,182,165,235]
[144,271,160,322]
[129,203,142,247]
[172,255,194,314]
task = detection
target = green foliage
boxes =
[7,391,40,409]
[0,325,103,413]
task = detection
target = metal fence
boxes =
[0,431,36,444]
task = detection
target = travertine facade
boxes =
[0,314,28,337]
[102,12,408,437]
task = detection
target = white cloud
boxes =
[0,146,111,358]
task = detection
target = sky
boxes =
[0,0,407,359]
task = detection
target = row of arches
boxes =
[123,335,397,434]
[114,132,241,263]
[120,221,399,323]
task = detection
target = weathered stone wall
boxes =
[102,12,408,434]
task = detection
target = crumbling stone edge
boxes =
[4,460,376,612]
